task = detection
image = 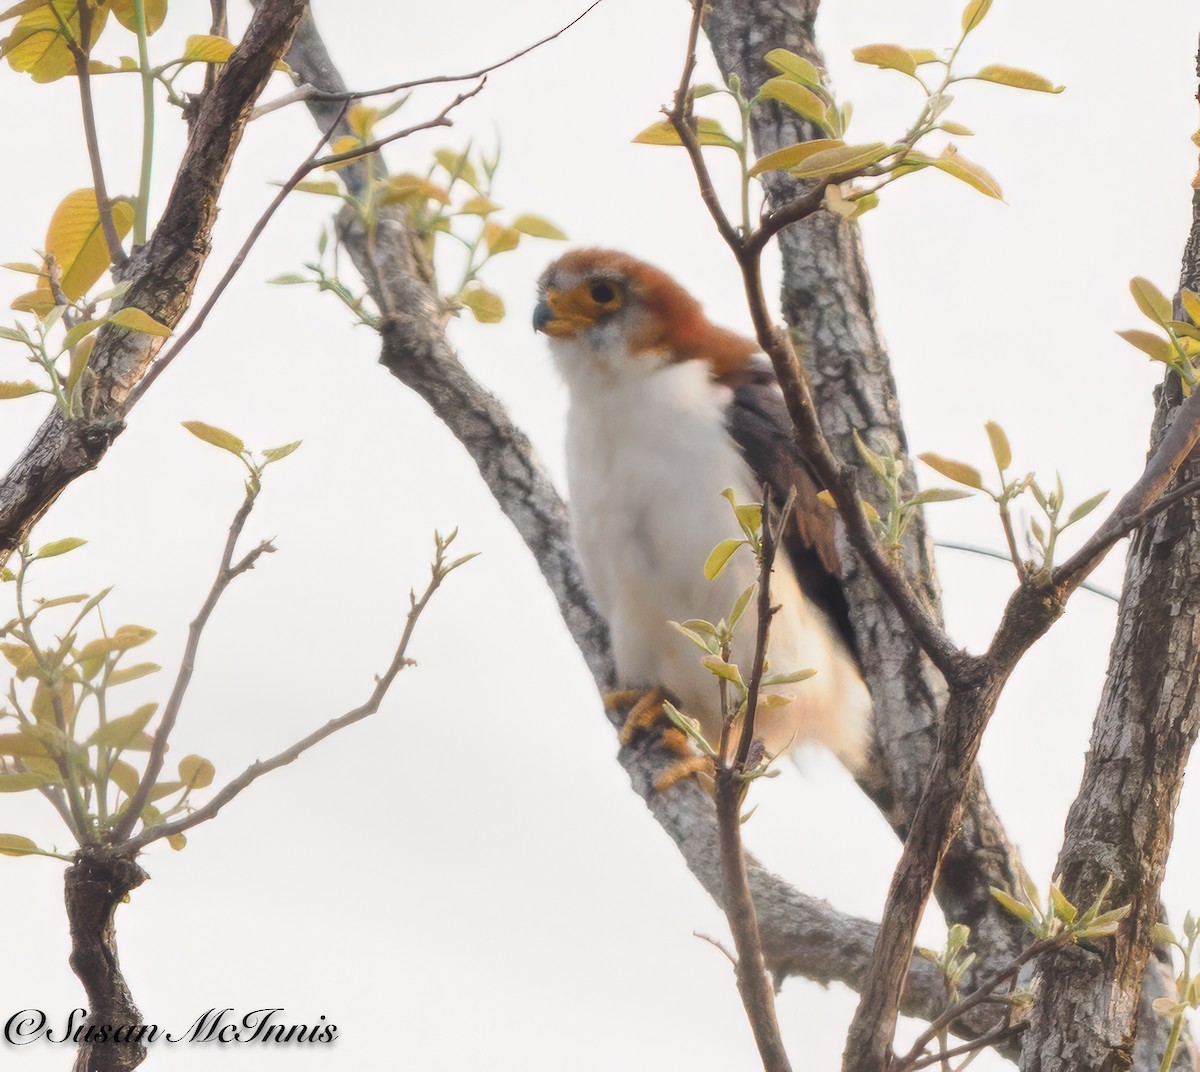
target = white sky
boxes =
[0,1,1197,1070]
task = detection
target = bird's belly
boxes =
[565,367,869,767]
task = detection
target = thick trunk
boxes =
[65,849,147,1072]
[1020,71,1200,1069]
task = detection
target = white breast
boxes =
[557,349,870,769]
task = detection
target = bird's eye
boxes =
[590,283,616,304]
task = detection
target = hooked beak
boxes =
[532,299,554,333]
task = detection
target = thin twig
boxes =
[122,544,456,852]
[127,104,349,406]
[710,483,793,1072]
[301,0,604,104]
[109,487,273,842]
[69,2,128,269]
[903,1024,1025,1072]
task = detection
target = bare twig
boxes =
[121,538,459,852]
[67,2,128,269]
[128,105,349,406]
[301,0,604,104]
[710,487,794,1072]
[110,484,274,843]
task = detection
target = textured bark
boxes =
[65,849,147,1072]
[704,0,1027,1002]
[1020,48,1200,1071]
[0,0,308,562]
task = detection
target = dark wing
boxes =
[721,360,858,658]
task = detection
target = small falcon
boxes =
[534,248,872,770]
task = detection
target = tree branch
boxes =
[0,0,309,563]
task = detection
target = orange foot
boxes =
[603,687,714,792]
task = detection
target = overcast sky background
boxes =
[0,1,1198,1069]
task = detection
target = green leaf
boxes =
[167,831,187,851]
[990,887,1033,922]
[67,335,95,394]
[961,0,992,34]
[919,453,983,489]
[85,702,157,750]
[748,139,845,177]
[458,195,500,216]
[108,758,139,797]
[459,285,505,324]
[181,420,245,455]
[262,440,302,465]
[985,421,1012,470]
[973,65,1064,93]
[728,583,756,631]
[905,488,973,507]
[852,44,917,77]
[1066,491,1108,526]
[757,77,832,129]
[701,656,745,688]
[670,620,718,654]
[267,273,309,285]
[179,754,215,789]
[761,668,817,686]
[1130,277,1173,327]
[110,624,155,650]
[1049,882,1077,924]
[703,538,745,581]
[762,48,821,86]
[0,833,39,856]
[511,214,567,240]
[0,381,40,399]
[853,429,888,480]
[34,536,86,559]
[1150,922,1177,947]
[790,142,894,179]
[0,772,55,792]
[927,147,1003,199]
[108,307,173,337]
[61,318,104,351]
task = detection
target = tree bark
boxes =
[0,0,309,563]
[1020,42,1200,1072]
[65,848,147,1072]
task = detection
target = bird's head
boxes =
[534,248,756,383]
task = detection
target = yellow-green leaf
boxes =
[701,655,744,688]
[0,380,39,399]
[35,536,85,559]
[632,118,740,150]
[86,702,157,750]
[107,662,160,686]
[458,195,500,216]
[929,146,1002,200]
[1117,329,1176,364]
[181,33,234,64]
[748,139,845,177]
[990,887,1033,922]
[512,214,567,240]
[459,285,505,324]
[790,142,893,179]
[434,148,480,190]
[110,0,166,34]
[0,771,55,792]
[110,624,155,650]
[961,0,992,34]
[852,44,917,77]
[763,48,820,86]
[41,189,135,301]
[167,831,187,851]
[483,222,520,255]
[918,452,983,489]
[262,440,302,464]
[61,318,104,351]
[984,421,1011,470]
[1066,491,1108,526]
[758,77,831,128]
[67,334,95,394]
[973,65,1064,93]
[179,754,215,789]
[181,420,245,455]
[704,538,745,581]
[108,306,172,337]
[1130,276,1172,327]
[3,0,109,82]
[378,174,450,206]
[1183,289,1200,326]
[816,489,836,508]
[10,289,54,316]
[108,758,139,797]
[0,731,47,757]
[0,833,39,856]
[293,180,342,197]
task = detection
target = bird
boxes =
[534,248,872,775]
